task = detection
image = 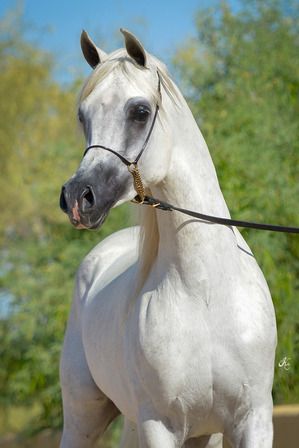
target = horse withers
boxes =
[59,29,277,448]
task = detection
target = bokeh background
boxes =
[0,0,298,446]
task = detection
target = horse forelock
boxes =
[79,48,180,109]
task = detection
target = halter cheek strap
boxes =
[83,73,161,203]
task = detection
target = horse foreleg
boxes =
[119,418,139,448]
[136,415,183,448]
[60,309,119,448]
[120,421,223,448]
[226,403,273,448]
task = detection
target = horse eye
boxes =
[130,105,151,123]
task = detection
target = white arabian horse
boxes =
[59,29,277,448]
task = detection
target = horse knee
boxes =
[227,406,273,448]
[61,397,119,448]
[119,418,139,448]
[138,418,179,448]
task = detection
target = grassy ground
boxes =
[0,405,40,435]
[1,407,299,447]
[0,407,122,447]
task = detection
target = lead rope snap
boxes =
[128,163,145,204]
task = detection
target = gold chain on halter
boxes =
[128,163,145,203]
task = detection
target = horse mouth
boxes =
[69,201,110,230]
[86,211,109,230]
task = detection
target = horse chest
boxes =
[126,289,215,416]
[82,281,214,420]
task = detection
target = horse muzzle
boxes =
[60,179,115,230]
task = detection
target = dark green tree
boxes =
[1,1,299,442]
[0,10,131,435]
[173,0,299,404]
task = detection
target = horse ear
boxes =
[80,30,107,69]
[120,28,147,67]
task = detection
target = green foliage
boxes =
[0,10,132,435]
[1,1,299,442]
[174,0,299,403]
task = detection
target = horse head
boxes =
[60,29,174,229]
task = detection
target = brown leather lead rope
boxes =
[138,195,299,234]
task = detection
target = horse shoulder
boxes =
[215,229,277,383]
[61,226,140,407]
[73,226,140,314]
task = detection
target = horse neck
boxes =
[142,92,236,287]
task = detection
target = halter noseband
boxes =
[83,72,161,203]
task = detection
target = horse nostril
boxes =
[60,186,68,213]
[81,186,95,212]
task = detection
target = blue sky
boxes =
[0,0,239,82]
